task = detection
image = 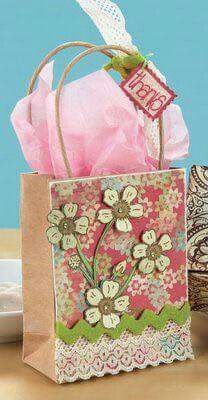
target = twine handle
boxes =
[158,116,164,170]
[55,44,165,177]
[27,42,164,177]
[55,44,135,176]
[27,41,114,95]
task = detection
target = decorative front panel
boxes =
[47,169,193,383]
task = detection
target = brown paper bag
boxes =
[20,44,193,384]
[21,173,56,381]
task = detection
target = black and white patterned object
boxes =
[187,165,208,272]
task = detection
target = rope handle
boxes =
[55,44,164,176]
[27,42,164,177]
[27,41,116,94]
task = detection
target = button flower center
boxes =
[112,200,130,219]
[58,218,75,235]
[98,298,115,315]
[146,244,163,260]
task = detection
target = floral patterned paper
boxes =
[49,169,188,328]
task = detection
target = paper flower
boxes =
[133,229,172,274]
[68,254,83,271]
[113,260,126,277]
[97,186,143,232]
[85,280,130,329]
[46,203,89,250]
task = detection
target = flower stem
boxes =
[78,264,95,287]
[74,235,94,285]
[93,220,114,284]
[116,263,138,297]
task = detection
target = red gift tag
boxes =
[120,64,177,120]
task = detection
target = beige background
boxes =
[0,229,208,400]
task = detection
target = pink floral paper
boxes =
[50,169,187,329]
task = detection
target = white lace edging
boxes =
[76,0,168,161]
[55,319,194,383]
[76,0,137,53]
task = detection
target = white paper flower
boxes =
[85,280,130,329]
[68,254,83,270]
[97,186,143,232]
[113,260,126,277]
[133,229,172,274]
[46,203,89,250]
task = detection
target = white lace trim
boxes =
[76,0,137,53]
[55,319,194,383]
[142,61,167,159]
[76,0,167,161]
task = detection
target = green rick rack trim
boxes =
[56,302,191,345]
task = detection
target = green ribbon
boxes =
[56,302,191,345]
[103,52,153,79]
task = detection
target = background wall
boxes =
[1,0,208,228]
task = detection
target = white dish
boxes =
[0,259,23,343]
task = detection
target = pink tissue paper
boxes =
[11,62,189,178]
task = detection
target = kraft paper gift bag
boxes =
[17,40,194,383]
[187,165,208,313]
[21,168,194,383]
